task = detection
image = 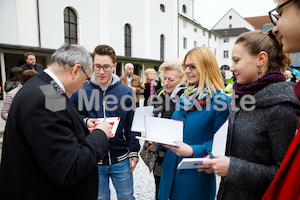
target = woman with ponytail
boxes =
[200,30,300,200]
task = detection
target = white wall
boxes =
[38,0,100,51]
[218,36,238,68]
[212,9,254,31]
[0,0,19,45]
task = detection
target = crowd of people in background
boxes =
[0,0,300,199]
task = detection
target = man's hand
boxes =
[94,122,112,139]
[129,157,139,172]
[87,118,100,128]
[131,87,136,92]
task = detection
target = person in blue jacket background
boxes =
[155,47,229,200]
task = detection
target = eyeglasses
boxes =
[182,63,196,71]
[81,68,91,85]
[268,0,293,25]
[93,64,113,72]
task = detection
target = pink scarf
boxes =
[146,78,156,103]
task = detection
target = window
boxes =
[223,50,229,59]
[124,24,131,57]
[215,36,217,41]
[194,28,197,33]
[229,24,232,28]
[229,15,232,19]
[183,37,187,49]
[64,7,78,44]
[160,34,165,61]
[160,4,165,12]
[194,41,197,48]
[221,65,230,70]
[223,38,229,43]
[214,49,217,56]
[209,33,211,39]
[203,30,206,36]
[182,5,187,13]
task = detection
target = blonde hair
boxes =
[180,47,225,97]
[158,58,184,80]
[284,70,293,79]
[144,68,156,77]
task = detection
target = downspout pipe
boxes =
[36,0,41,47]
[177,0,179,57]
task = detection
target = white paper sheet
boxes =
[177,158,210,169]
[211,119,229,156]
[135,116,183,146]
[95,117,120,138]
[131,106,154,132]
[176,119,229,170]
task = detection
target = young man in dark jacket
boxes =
[71,44,140,200]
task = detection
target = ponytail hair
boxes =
[235,30,291,73]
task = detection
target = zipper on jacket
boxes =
[108,149,112,165]
[103,90,112,165]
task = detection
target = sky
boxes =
[194,0,276,29]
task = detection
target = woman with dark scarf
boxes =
[141,68,162,106]
[201,30,300,200]
[156,47,229,200]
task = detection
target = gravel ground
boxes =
[109,140,156,199]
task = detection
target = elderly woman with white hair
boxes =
[141,58,184,200]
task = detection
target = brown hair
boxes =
[92,45,117,63]
[21,70,38,84]
[235,30,291,73]
[8,67,23,81]
[24,52,35,60]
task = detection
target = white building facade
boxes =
[0,0,253,99]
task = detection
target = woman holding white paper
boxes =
[141,58,184,200]
[157,47,229,200]
[201,30,300,200]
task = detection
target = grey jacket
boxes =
[217,82,300,200]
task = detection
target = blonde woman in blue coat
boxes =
[158,47,229,199]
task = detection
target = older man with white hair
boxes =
[120,63,141,107]
[0,44,112,200]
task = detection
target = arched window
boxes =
[160,34,165,61]
[182,5,187,13]
[64,7,78,44]
[221,65,230,71]
[124,24,131,57]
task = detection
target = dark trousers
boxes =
[154,175,161,200]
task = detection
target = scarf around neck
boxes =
[233,68,286,103]
[170,85,210,111]
[146,78,156,103]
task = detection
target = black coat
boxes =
[0,72,109,200]
[21,63,44,72]
[143,79,162,106]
